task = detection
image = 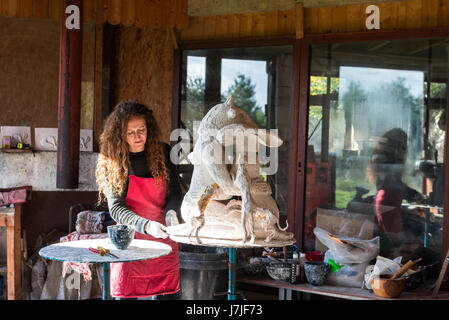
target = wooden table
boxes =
[0,205,22,300]
[238,276,449,300]
[39,238,172,300]
[0,186,31,300]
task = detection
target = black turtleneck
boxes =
[129,150,152,177]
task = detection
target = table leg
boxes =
[424,208,430,248]
[103,263,111,300]
[228,248,237,300]
[279,288,285,300]
[286,289,292,300]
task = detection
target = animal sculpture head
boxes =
[198,96,283,149]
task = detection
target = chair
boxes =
[68,202,109,233]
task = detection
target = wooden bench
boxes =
[0,186,31,300]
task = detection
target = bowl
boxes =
[244,257,268,276]
[107,225,135,250]
[265,262,291,281]
[304,261,330,286]
[405,267,424,291]
[371,274,406,298]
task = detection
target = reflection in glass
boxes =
[306,39,447,285]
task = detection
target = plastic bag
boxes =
[324,250,370,288]
[313,227,379,264]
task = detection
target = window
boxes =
[305,39,447,269]
[179,45,294,216]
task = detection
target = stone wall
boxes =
[0,15,96,132]
[0,151,98,191]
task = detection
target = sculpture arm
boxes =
[202,139,240,196]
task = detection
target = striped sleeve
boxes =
[105,179,149,235]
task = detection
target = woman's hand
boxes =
[145,220,169,238]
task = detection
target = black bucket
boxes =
[178,244,228,300]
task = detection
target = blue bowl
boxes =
[108,225,135,250]
[304,261,330,286]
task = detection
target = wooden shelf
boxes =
[1,149,32,153]
[238,276,449,300]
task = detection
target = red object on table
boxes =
[305,251,324,261]
[89,247,101,255]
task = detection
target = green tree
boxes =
[185,74,267,129]
[222,74,266,128]
[342,81,367,150]
[184,76,206,132]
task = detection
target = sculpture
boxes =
[167,96,295,246]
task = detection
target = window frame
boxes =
[297,26,449,256]
[171,36,300,230]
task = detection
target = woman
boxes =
[96,101,183,299]
[367,128,424,255]
[367,128,423,233]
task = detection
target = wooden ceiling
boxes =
[0,0,189,29]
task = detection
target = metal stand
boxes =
[228,248,237,300]
[170,235,295,301]
[103,263,111,300]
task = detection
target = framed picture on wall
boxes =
[0,126,32,148]
[34,128,93,152]
[34,128,57,151]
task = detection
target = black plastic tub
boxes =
[178,244,229,300]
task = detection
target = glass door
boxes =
[304,38,448,278]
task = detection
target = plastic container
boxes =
[290,253,301,284]
[178,244,228,300]
[325,261,370,288]
[299,253,307,283]
[305,251,324,262]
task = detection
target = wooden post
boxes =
[296,3,304,39]
[6,204,21,300]
[204,53,222,109]
[432,249,449,298]
[57,0,83,189]
[93,21,103,153]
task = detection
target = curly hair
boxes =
[96,101,168,204]
[366,128,408,184]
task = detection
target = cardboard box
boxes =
[315,207,376,252]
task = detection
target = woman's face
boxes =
[126,116,147,153]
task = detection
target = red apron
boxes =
[110,175,180,298]
[375,188,403,233]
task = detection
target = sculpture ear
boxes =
[225,95,234,106]
[225,95,236,119]
[257,130,283,147]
